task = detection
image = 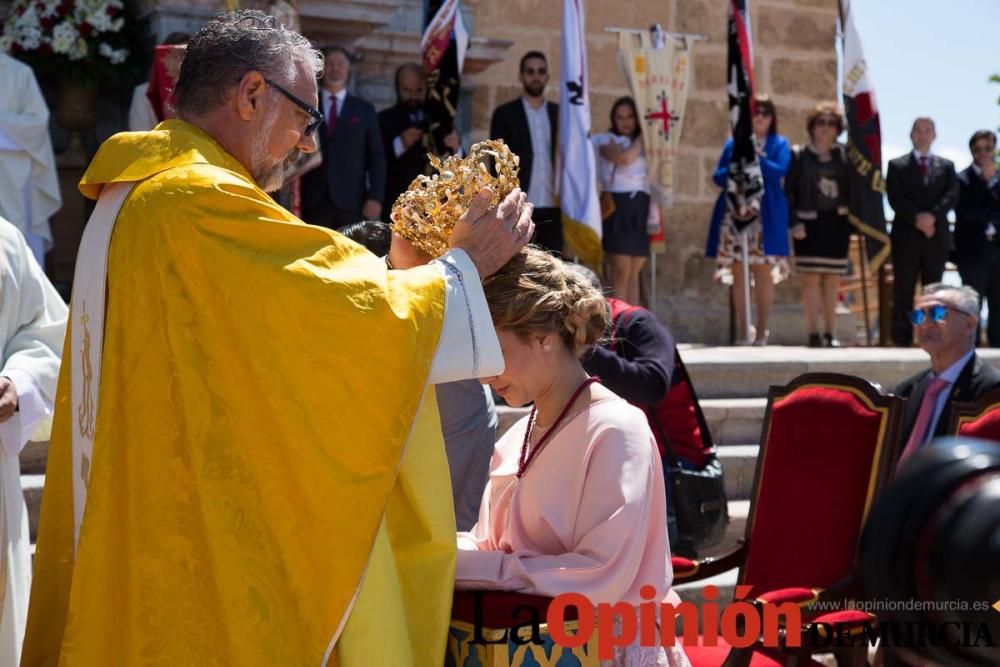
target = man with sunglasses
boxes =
[490,51,563,254]
[955,130,1000,346]
[887,117,960,347]
[22,10,535,666]
[895,284,1000,466]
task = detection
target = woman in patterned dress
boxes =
[706,95,792,345]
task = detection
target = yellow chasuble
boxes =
[23,120,457,666]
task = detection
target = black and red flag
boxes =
[421,0,468,153]
[725,0,764,231]
[839,0,891,270]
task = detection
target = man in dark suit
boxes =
[378,63,461,214]
[887,117,959,347]
[300,46,386,229]
[490,51,562,254]
[955,130,1000,346]
[895,284,1000,468]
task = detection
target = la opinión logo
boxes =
[466,586,999,660]
[468,584,802,660]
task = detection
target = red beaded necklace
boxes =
[516,376,599,478]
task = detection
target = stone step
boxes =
[682,346,1000,399]
[718,445,758,501]
[702,398,766,446]
[22,473,43,543]
[21,440,48,474]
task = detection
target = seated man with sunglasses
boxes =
[895,283,1000,467]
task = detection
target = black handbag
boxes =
[649,355,729,556]
[663,448,729,554]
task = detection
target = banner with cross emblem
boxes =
[617,29,693,209]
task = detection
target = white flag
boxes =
[559,0,602,267]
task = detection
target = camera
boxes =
[858,438,1000,666]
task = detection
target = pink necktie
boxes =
[897,377,950,469]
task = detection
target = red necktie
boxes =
[919,156,929,179]
[897,377,950,470]
[326,97,338,137]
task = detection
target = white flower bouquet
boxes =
[1,0,132,79]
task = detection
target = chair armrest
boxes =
[672,541,748,583]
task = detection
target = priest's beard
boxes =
[250,106,289,193]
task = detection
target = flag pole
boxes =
[650,252,657,309]
[603,27,707,42]
[740,229,753,344]
[858,234,873,345]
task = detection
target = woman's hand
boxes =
[791,224,807,241]
[599,141,623,163]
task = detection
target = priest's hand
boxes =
[449,187,534,278]
[0,377,17,422]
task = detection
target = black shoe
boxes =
[808,333,822,348]
[824,333,841,348]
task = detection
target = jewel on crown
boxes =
[390,139,521,258]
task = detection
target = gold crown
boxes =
[390,139,520,258]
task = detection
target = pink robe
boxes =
[457,397,690,667]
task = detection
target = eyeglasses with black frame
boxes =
[263,78,323,137]
[907,304,975,326]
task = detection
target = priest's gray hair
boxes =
[174,10,323,117]
[921,283,980,319]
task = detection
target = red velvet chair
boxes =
[675,373,905,667]
[947,386,1000,442]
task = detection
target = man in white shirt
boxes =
[490,51,562,254]
[895,283,1000,467]
[0,216,67,666]
[0,53,61,268]
[300,46,386,229]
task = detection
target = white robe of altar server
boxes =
[0,216,67,666]
[128,82,159,132]
[0,53,61,266]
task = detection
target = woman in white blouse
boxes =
[593,97,651,305]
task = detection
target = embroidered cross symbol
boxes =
[646,92,679,139]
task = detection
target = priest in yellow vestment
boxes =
[22,11,533,666]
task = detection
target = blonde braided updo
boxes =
[482,247,609,356]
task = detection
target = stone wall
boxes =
[464,0,839,344]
